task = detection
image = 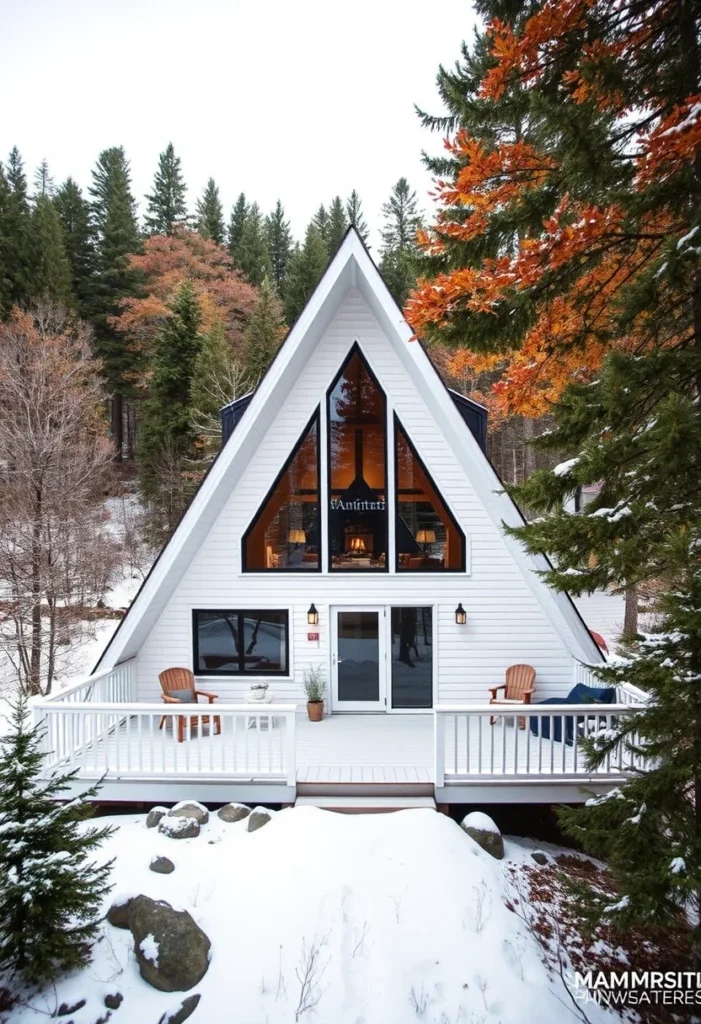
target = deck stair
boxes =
[294,794,437,813]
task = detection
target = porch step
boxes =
[294,795,437,813]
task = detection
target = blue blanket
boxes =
[529,683,616,745]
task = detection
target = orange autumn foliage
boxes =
[112,228,257,356]
[406,2,698,419]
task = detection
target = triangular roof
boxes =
[97,227,602,670]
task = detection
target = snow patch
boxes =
[140,933,160,967]
[553,457,579,477]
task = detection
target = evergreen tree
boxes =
[0,693,114,984]
[144,142,188,235]
[283,222,328,325]
[237,202,272,286]
[195,177,225,245]
[33,158,54,197]
[53,177,95,317]
[138,281,203,518]
[244,276,285,381]
[0,148,33,309]
[227,192,248,267]
[412,0,701,948]
[88,146,141,456]
[312,204,329,247]
[326,195,348,255]
[379,177,422,306]
[28,195,72,304]
[0,163,14,315]
[345,189,369,242]
[265,200,293,295]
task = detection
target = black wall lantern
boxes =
[455,603,467,625]
[307,603,319,625]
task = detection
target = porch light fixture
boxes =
[288,529,306,544]
[307,603,319,625]
[455,603,467,625]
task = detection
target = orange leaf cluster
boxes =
[112,228,257,356]
[637,94,701,185]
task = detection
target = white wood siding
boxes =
[136,291,576,706]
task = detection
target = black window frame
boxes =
[192,608,290,677]
[394,413,466,573]
[326,342,390,574]
[241,408,322,574]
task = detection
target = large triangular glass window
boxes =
[243,410,320,571]
[395,414,465,571]
[327,344,388,571]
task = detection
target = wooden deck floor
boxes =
[296,714,433,784]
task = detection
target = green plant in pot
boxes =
[303,666,326,722]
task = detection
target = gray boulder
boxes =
[129,896,211,993]
[146,807,168,829]
[246,807,272,832]
[150,855,175,874]
[168,801,209,825]
[158,994,201,1024]
[460,811,504,860]
[158,816,200,840]
[106,894,135,929]
[531,850,549,866]
[217,802,250,824]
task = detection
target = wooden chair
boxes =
[488,664,536,729]
[158,667,221,743]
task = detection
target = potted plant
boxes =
[247,681,269,702]
[303,666,326,721]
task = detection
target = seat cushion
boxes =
[168,689,197,703]
[566,683,616,704]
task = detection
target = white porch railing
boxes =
[44,659,138,705]
[434,703,645,787]
[33,684,297,786]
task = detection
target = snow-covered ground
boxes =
[9,807,620,1024]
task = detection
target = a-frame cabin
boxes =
[36,228,642,809]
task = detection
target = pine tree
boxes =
[312,204,329,247]
[144,142,188,235]
[0,148,33,309]
[227,192,248,267]
[237,202,272,286]
[28,195,72,304]
[379,177,422,306]
[265,200,293,295]
[326,195,348,255]
[412,0,701,949]
[33,158,54,198]
[283,222,328,325]
[138,282,204,533]
[195,177,225,245]
[0,693,114,984]
[345,189,368,242]
[0,163,14,315]
[88,146,141,456]
[53,177,95,317]
[244,276,285,381]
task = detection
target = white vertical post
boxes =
[285,710,297,787]
[434,711,445,788]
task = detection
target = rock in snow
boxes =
[146,806,168,829]
[168,800,210,825]
[158,993,202,1024]
[246,807,274,832]
[129,896,211,992]
[460,811,504,860]
[158,816,200,840]
[106,893,136,929]
[150,855,175,874]
[217,802,251,823]
[104,992,123,1010]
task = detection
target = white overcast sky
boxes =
[1,0,479,248]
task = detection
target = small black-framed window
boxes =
[193,609,289,676]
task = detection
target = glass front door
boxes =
[332,608,386,711]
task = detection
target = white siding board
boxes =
[136,290,576,707]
